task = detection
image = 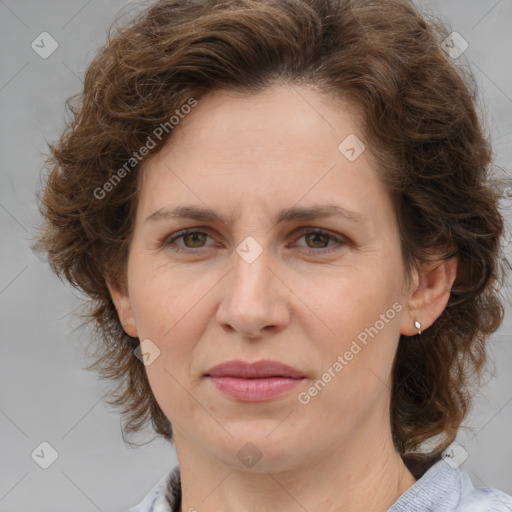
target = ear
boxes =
[106,278,139,338]
[399,256,458,336]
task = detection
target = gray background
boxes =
[1,0,511,510]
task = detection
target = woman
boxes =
[34,0,512,510]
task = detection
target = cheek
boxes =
[129,256,212,337]
[143,359,196,434]
[307,296,400,426]
[312,264,403,387]
[317,270,401,341]
[127,264,208,410]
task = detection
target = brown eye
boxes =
[304,232,331,249]
[181,231,208,248]
[163,227,346,255]
[164,229,213,253]
[292,228,346,254]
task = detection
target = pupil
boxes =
[186,233,204,247]
[308,233,327,248]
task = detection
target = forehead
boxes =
[154,85,366,161]
[135,85,391,231]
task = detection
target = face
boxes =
[110,85,425,472]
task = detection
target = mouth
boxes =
[206,359,305,379]
[205,359,306,402]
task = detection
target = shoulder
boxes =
[127,460,512,512]
[127,465,181,512]
[389,457,512,512]
[456,469,512,511]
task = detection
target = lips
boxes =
[206,359,305,379]
[205,360,306,402]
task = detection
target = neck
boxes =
[174,421,417,512]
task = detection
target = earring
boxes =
[414,320,422,335]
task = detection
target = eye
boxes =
[290,227,346,253]
[163,228,215,253]
[161,227,346,254]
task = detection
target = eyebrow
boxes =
[145,204,369,226]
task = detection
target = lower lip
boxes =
[208,376,304,402]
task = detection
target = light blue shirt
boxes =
[389,458,512,511]
[128,458,512,511]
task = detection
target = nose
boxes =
[216,240,291,339]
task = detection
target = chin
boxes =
[207,425,307,473]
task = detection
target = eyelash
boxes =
[162,227,346,255]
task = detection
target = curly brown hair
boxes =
[33,0,509,461]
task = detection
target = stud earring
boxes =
[414,320,422,335]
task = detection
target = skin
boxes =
[108,84,458,512]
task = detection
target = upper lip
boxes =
[206,359,305,379]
